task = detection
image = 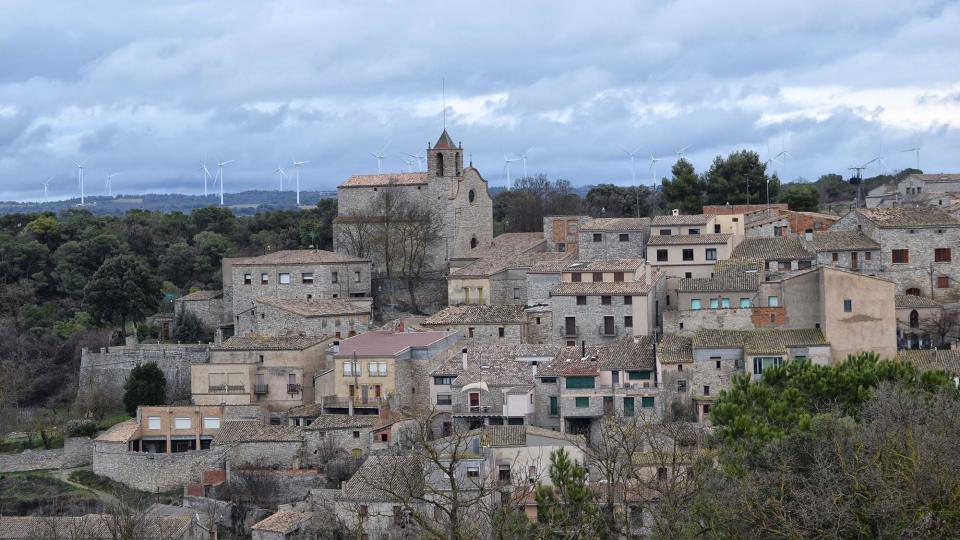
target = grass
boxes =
[0,471,98,516]
[96,412,132,431]
[0,433,64,454]
[68,469,181,509]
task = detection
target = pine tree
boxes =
[661,158,705,214]
[123,362,167,415]
[534,448,608,538]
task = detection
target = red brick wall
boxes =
[202,470,226,485]
[751,307,787,327]
[789,213,838,234]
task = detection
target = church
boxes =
[333,129,494,274]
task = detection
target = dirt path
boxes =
[53,467,122,508]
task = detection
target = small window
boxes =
[688,228,700,235]
[659,228,672,236]
[709,299,719,309]
[513,287,521,300]
[935,248,952,262]
[279,272,291,284]
[705,248,716,261]
[677,364,684,372]
[302,272,314,284]
[715,359,721,369]
[623,295,632,305]
[576,296,587,306]
[147,416,161,430]
[436,394,452,405]
[468,189,476,203]
[601,296,612,305]
[677,380,687,392]
[657,249,668,262]
[832,252,839,262]
[739,298,751,308]
[641,396,655,408]
[937,276,950,288]
[592,272,603,281]
[174,417,191,430]
[720,298,730,309]
[575,397,589,408]
[624,316,633,328]
[243,273,252,285]
[203,417,220,429]
[768,296,779,307]
[843,299,852,312]
[619,233,629,242]
[354,271,361,283]
[498,327,505,338]
[332,271,339,283]
[535,317,541,324]
[703,385,710,396]
[467,467,480,478]
[684,272,692,278]
[892,249,909,264]
[353,431,360,438]
[714,224,721,233]
[614,272,624,282]
[593,233,602,242]
[434,376,454,385]
[691,299,702,310]
[468,327,475,337]
[343,362,354,376]
[260,273,269,284]
[865,251,872,261]
[682,249,694,261]
[572,272,582,282]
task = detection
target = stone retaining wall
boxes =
[79,344,210,403]
[93,441,227,492]
[0,437,93,473]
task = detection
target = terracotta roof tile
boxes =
[422,304,526,325]
[650,214,713,226]
[95,419,138,443]
[551,279,654,296]
[691,328,829,354]
[338,172,429,188]
[581,217,651,231]
[212,421,302,444]
[856,207,960,228]
[731,237,814,260]
[895,294,943,309]
[230,249,368,265]
[212,335,329,351]
[335,330,454,358]
[896,349,960,373]
[564,259,646,272]
[256,296,369,317]
[252,511,312,533]
[803,230,879,252]
[658,335,693,364]
[596,336,656,371]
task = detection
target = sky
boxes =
[1,0,959,202]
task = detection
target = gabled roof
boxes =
[252,511,312,534]
[731,237,814,261]
[581,217,651,231]
[702,204,788,215]
[422,304,526,325]
[230,249,368,265]
[551,279,654,296]
[179,290,222,301]
[338,172,429,188]
[441,425,581,448]
[430,344,540,386]
[896,349,960,374]
[658,335,693,364]
[434,129,456,149]
[95,419,138,443]
[334,330,454,358]
[895,294,943,309]
[212,421,302,444]
[692,328,829,355]
[803,230,880,252]
[596,336,656,371]
[678,272,759,293]
[341,453,424,502]
[904,173,960,183]
[256,296,369,317]
[855,207,960,228]
[564,259,646,272]
[538,346,602,377]
[212,335,329,351]
[650,214,713,226]
[304,414,379,431]
[647,234,731,246]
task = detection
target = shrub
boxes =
[64,419,98,438]
[123,362,167,415]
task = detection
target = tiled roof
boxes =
[179,290,222,301]
[457,232,545,260]
[212,421,302,444]
[895,294,943,309]
[230,249,368,265]
[335,330,454,358]
[856,207,960,228]
[212,335,328,351]
[252,511,312,533]
[678,271,759,293]
[692,328,829,354]
[338,172,429,188]
[538,346,602,377]
[257,296,369,317]
[658,335,693,364]
[304,414,379,430]
[803,230,879,252]
[431,344,540,386]
[452,425,580,447]
[450,248,562,278]
[650,214,712,226]
[342,453,424,502]
[95,419,138,443]
[896,349,960,374]
[596,336,656,371]
[422,304,526,325]
[434,129,457,149]
[731,237,814,260]
[647,233,731,246]
[527,254,578,273]
[713,258,765,273]
[905,173,960,183]
[287,403,323,418]
[581,217,651,231]
[564,259,646,272]
[702,204,788,215]
[551,279,653,296]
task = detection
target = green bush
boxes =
[136,323,160,342]
[64,419,98,438]
[123,362,166,415]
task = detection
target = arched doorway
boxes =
[909,310,919,329]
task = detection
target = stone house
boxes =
[246,296,372,338]
[191,336,332,416]
[866,173,960,208]
[174,290,225,333]
[658,328,832,422]
[650,212,716,237]
[703,204,788,234]
[830,207,960,300]
[802,230,881,273]
[742,208,838,237]
[647,233,739,282]
[320,330,460,415]
[223,249,370,331]
[731,236,815,273]
[895,294,945,350]
[210,421,305,469]
[543,215,590,254]
[577,217,651,260]
[421,304,528,344]
[251,511,313,540]
[333,129,494,273]
[302,414,379,460]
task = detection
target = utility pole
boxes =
[848,166,866,209]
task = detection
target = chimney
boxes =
[804,231,813,241]
[462,348,469,370]
[672,209,679,216]
[581,340,586,358]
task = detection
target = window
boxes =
[709,299,719,309]
[147,416,161,430]
[572,272,582,282]
[641,396,655,408]
[368,362,387,377]
[302,272,313,284]
[601,295,612,305]
[243,273,252,285]
[906,287,921,297]
[628,370,651,380]
[714,224,721,233]
[677,380,687,392]
[657,249,668,262]
[768,296,779,307]
[715,359,722,369]
[703,385,710,396]
[705,248,717,261]
[892,249,909,264]
[354,271,361,283]
[498,327,505,338]
[576,296,587,305]
[278,272,291,284]
[174,417,191,430]
[353,431,360,439]
[549,397,559,416]
[935,248,952,262]
[203,417,220,429]
[690,299,702,310]
[592,272,603,281]
[778,261,791,271]
[832,252,838,262]
[688,228,700,235]
[623,295,632,305]
[566,376,596,389]
[624,316,633,328]
[593,233,602,242]
[434,376,454,385]
[937,276,950,288]
[536,317,541,324]
[739,298,751,308]
[659,229,672,235]
[753,357,783,375]
[467,467,480,478]
[513,287,521,300]
[619,233,629,242]
[843,299,852,312]
[624,397,635,416]
[260,273,269,284]
[540,377,557,383]
[684,272,692,278]
[332,271,339,283]
[614,272,624,282]
[468,189,476,203]
[575,397,590,408]
[677,364,683,372]
[682,249,694,261]
[558,243,566,252]
[468,327,475,338]
[721,298,730,308]
[910,310,920,328]
[343,362,354,376]
[865,251,872,261]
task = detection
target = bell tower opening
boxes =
[427,129,463,178]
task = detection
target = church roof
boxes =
[434,129,456,149]
[338,172,429,188]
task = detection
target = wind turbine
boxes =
[292,160,310,206]
[370,141,391,174]
[623,145,643,186]
[105,173,118,197]
[200,161,214,197]
[675,145,690,160]
[504,155,520,189]
[273,166,287,191]
[648,153,663,187]
[774,138,792,180]
[900,147,920,170]
[41,177,53,201]
[216,159,233,206]
[73,160,87,206]
[518,149,529,179]
[400,157,416,173]
[865,144,888,174]
[404,152,426,172]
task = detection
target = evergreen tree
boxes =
[661,158,705,214]
[778,183,820,211]
[174,310,211,343]
[123,362,167,415]
[534,447,608,537]
[703,150,779,206]
[83,254,162,333]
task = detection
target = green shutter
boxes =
[623,397,635,416]
[575,397,589,408]
[641,396,655,408]
[566,376,596,389]
[549,397,558,415]
[628,371,651,380]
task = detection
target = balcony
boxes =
[287,383,303,394]
[254,384,268,395]
[598,324,617,337]
[227,385,246,393]
[208,384,247,394]
[452,404,504,416]
[561,325,580,338]
[322,396,383,408]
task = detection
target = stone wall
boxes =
[577,230,648,261]
[79,344,210,403]
[525,311,553,345]
[421,322,524,345]
[244,300,371,338]
[220,440,304,469]
[663,308,757,335]
[175,297,225,332]
[372,275,448,316]
[229,468,324,506]
[551,294,635,346]
[0,437,93,473]
[93,441,227,492]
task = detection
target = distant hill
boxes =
[0,190,338,216]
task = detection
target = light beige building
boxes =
[191,336,332,415]
[122,405,225,453]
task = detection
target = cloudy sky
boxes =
[1,1,959,201]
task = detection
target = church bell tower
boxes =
[427,129,463,178]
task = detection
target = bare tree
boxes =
[921,309,960,348]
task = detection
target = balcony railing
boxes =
[208,385,226,393]
[227,385,246,393]
[561,325,580,338]
[254,384,268,395]
[598,324,617,337]
[452,404,504,415]
[322,396,383,408]
[208,384,247,394]
[287,383,303,394]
